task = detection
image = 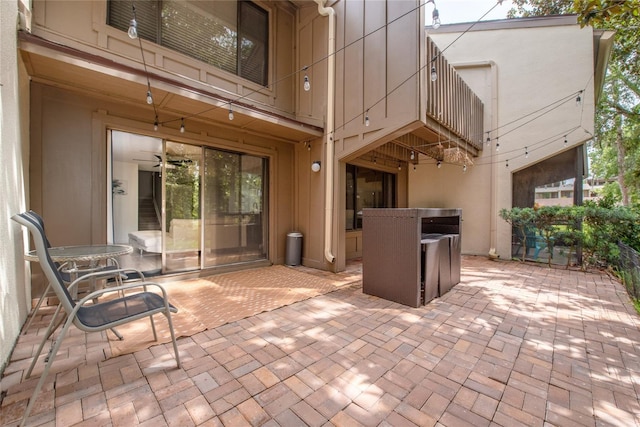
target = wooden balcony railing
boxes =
[427,37,484,151]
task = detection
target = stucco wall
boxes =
[1,0,30,372]
[415,18,596,258]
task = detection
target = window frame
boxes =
[106,0,270,87]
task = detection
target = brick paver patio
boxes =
[2,256,640,426]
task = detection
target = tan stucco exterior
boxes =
[1,0,30,372]
[421,17,608,258]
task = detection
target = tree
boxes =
[507,0,574,17]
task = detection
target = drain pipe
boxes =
[315,0,336,264]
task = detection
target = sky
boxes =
[432,0,513,25]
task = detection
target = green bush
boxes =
[499,203,639,270]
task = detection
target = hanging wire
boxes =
[133,0,591,169]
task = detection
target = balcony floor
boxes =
[2,256,640,426]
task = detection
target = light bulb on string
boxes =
[398,162,402,171]
[303,74,311,92]
[575,91,582,106]
[495,138,500,152]
[564,136,568,147]
[525,147,529,158]
[506,159,509,168]
[146,90,153,105]
[430,66,437,82]
[410,151,415,160]
[486,133,491,145]
[437,160,442,169]
[180,118,185,133]
[128,18,138,39]
[365,110,370,127]
[228,106,234,121]
[463,164,467,173]
[153,116,159,131]
[432,8,441,29]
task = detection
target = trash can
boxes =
[285,232,303,266]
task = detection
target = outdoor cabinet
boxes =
[362,208,462,308]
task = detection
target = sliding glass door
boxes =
[202,147,267,267]
[110,130,268,275]
[163,141,202,273]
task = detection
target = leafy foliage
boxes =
[499,202,640,269]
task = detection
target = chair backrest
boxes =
[12,212,77,315]
[27,210,53,248]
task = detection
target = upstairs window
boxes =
[108,0,268,86]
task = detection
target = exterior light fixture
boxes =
[311,161,321,172]
[146,90,153,105]
[128,18,138,39]
[430,66,437,82]
[180,118,185,133]
[228,106,234,121]
[303,74,311,92]
[427,0,441,29]
[153,116,159,131]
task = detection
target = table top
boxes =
[26,244,133,263]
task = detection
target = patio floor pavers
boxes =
[2,256,640,426]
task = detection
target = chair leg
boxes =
[25,304,64,379]
[149,315,158,341]
[20,313,74,427]
[164,311,181,368]
[22,283,52,334]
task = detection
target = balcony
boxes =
[348,36,484,170]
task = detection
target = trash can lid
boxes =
[287,232,303,237]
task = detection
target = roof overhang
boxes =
[18,31,323,143]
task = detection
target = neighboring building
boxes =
[535,178,605,206]
[1,0,612,371]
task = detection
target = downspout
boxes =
[315,0,336,263]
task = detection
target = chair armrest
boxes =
[75,280,172,309]
[67,268,146,293]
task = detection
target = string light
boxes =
[564,136,568,147]
[506,159,509,168]
[365,110,370,127]
[495,137,500,152]
[128,11,137,39]
[180,118,185,133]
[463,164,467,173]
[410,151,415,160]
[228,105,234,121]
[525,146,528,158]
[146,89,153,105]
[153,116,159,131]
[398,162,402,171]
[486,132,491,145]
[437,160,442,169]
[575,90,582,106]
[426,0,441,29]
[303,74,311,92]
[430,66,437,82]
